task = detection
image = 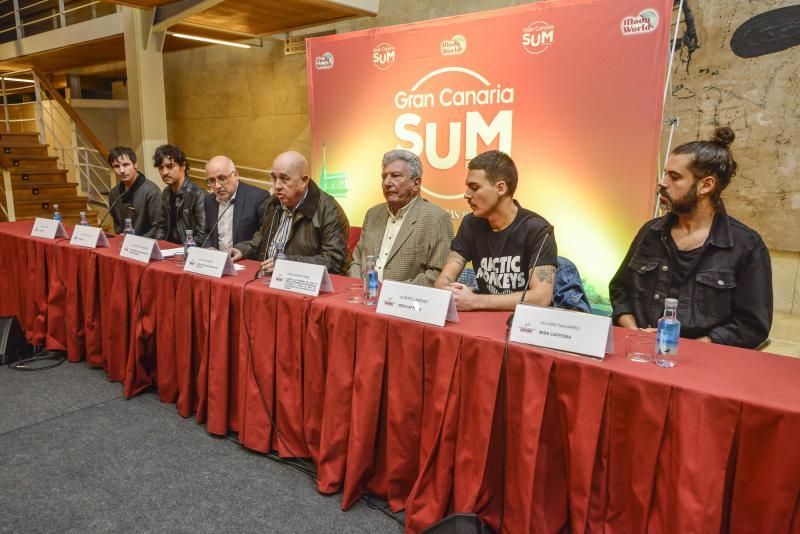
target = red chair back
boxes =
[348,227,361,253]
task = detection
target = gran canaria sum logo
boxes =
[393,67,515,199]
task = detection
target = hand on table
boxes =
[260,257,275,275]
[229,248,243,262]
[446,282,481,311]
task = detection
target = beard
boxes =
[660,186,699,215]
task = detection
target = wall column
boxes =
[122,6,167,185]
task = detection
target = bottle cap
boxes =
[665,297,678,308]
[125,218,132,223]
[186,230,193,236]
[80,211,86,216]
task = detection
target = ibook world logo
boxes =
[440,35,467,56]
[314,52,334,70]
[621,9,659,35]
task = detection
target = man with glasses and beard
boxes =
[203,155,269,251]
[610,127,772,349]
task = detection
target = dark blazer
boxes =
[204,181,269,249]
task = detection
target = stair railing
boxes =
[0,68,114,209]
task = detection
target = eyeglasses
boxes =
[206,172,235,187]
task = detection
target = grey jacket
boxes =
[108,173,162,237]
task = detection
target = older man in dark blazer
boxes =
[349,149,453,286]
[204,155,269,250]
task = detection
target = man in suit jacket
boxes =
[349,149,454,286]
[204,155,269,250]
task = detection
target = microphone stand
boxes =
[506,232,551,330]
[200,198,235,249]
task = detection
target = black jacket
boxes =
[609,207,772,348]
[204,182,269,249]
[108,173,162,237]
[233,179,350,274]
[154,178,207,245]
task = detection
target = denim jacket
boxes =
[609,207,772,348]
[553,256,592,313]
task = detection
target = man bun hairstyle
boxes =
[468,150,518,197]
[672,126,738,206]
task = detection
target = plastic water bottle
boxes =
[184,229,196,258]
[53,204,62,222]
[78,211,89,226]
[655,298,680,367]
[275,241,287,262]
[123,218,135,235]
[364,255,379,306]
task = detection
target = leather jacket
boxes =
[233,179,350,274]
[609,207,772,348]
[154,177,208,245]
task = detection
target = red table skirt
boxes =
[1,220,799,533]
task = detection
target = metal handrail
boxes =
[0,69,114,213]
[186,156,274,190]
[3,0,111,40]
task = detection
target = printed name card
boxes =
[509,304,614,359]
[376,280,458,327]
[120,234,164,264]
[183,247,237,278]
[30,217,67,239]
[69,225,110,249]
[270,259,333,296]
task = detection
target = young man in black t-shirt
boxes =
[435,150,557,311]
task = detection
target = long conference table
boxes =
[1,219,799,533]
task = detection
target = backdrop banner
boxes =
[307,0,672,307]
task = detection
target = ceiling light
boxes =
[0,77,34,83]
[168,32,251,49]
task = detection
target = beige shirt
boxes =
[215,190,236,251]
[376,195,418,280]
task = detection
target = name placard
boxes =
[509,304,613,359]
[376,280,458,327]
[270,259,333,296]
[30,217,67,239]
[69,225,110,249]
[184,247,237,278]
[120,234,164,264]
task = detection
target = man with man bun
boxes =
[610,127,772,348]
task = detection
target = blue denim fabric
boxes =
[554,256,592,313]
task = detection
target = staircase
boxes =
[0,131,97,225]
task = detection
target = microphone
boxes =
[98,187,128,228]
[255,207,281,279]
[506,232,551,329]
[200,197,235,248]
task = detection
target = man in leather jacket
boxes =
[610,127,772,349]
[230,150,349,274]
[152,144,207,245]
